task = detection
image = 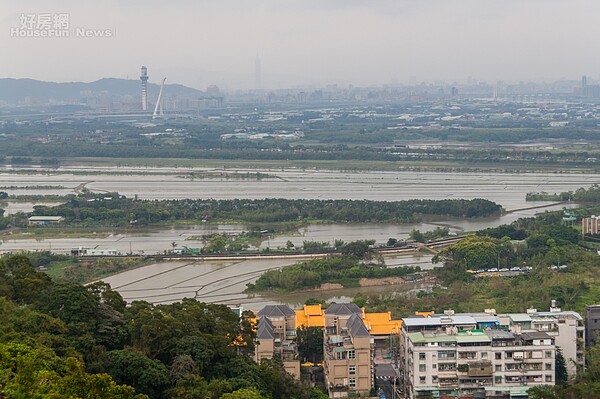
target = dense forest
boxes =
[526,184,600,203]
[28,195,502,227]
[0,254,327,399]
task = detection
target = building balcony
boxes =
[459,382,486,389]
[439,382,459,388]
[329,384,350,393]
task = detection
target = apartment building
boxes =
[501,306,584,376]
[581,215,600,237]
[362,310,402,360]
[324,312,373,398]
[401,304,585,398]
[404,328,555,399]
[254,302,400,395]
[585,304,600,348]
[255,305,300,378]
[324,303,365,333]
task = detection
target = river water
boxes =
[0,203,576,254]
[0,167,593,308]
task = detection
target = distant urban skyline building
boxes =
[140,66,149,111]
[255,54,262,89]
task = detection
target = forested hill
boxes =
[0,77,203,104]
[0,254,327,399]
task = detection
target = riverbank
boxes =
[41,156,600,174]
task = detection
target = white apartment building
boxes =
[404,328,555,399]
[401,304,583,399]
[500,305,584,376]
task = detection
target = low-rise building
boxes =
[28,216,64,225]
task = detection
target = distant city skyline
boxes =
[2,0,600,90]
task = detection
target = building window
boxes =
[349,377,356,389]
[432,376,438,383]
[495,364,502,372]
[419,352,426,360]
[545,375,552,382]
[419,376,426,384]
[349,365,356,375]
[495,376,502,384]
[481,352,488,359]
[495,352,502,360]
[419,364,427,372]
[545,363,552,371]
[545,351,552,359]
[459,351,477,359]
[432,364,437,369]
[438,363,456,372]
[348,350,356,359]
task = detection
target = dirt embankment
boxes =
[309,277,406,291]
[316,283,344,290]
[358,277,405,287]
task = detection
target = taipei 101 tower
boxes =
[140,66,149,111]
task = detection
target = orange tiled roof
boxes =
[295,304,325,329]
[362,311,402,335]
[415,311,435,318]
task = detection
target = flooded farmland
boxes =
[0,166,594,306]
[100,253,433,311]
[0,166,597,210]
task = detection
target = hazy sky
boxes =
[1,0,600,89]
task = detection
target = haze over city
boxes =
[2,0,600,89]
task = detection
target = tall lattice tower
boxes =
[140,66,149,111]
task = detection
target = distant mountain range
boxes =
[0,78,205,104]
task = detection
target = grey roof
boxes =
[521,331,552,341]
[507,313,532,323]
[486,330,514,340]
[439,315,477,325]
[325,302,362,316]
[534,311,583,321]
[471,314,501,324]
[403,314,477,328]
[347,313,370,338]
[256,317,275,340]
[256,305,295,318]
[403,317,444,327]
